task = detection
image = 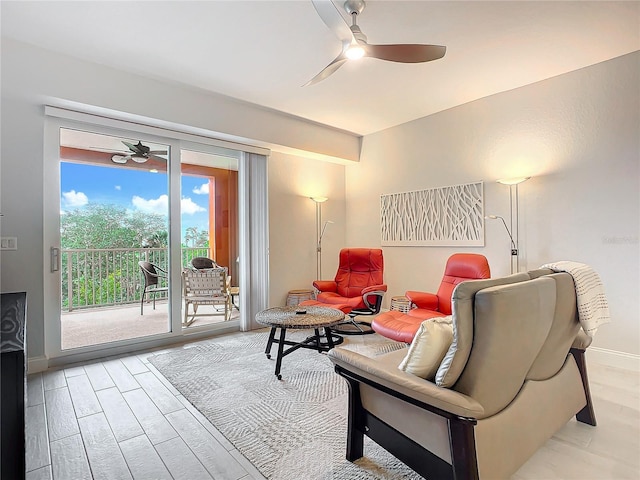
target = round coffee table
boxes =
[256,305,345,379]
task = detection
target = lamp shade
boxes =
[496,177,531,185]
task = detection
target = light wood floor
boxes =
[26,335,639,479]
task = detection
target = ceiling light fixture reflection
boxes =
[345,45,365,60]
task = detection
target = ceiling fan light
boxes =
[131,156,148,164]
[345,45,365,60]
[111,155,127,164]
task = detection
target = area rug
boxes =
[149,329,424,480]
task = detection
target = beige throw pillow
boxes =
[398,316,453,380]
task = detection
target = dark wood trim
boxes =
[449,417,480,479]
[343,376,365,460]
[570,348,597,426]
[335,365,480,479]
[365,412,455,479]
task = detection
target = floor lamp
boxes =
[310,197,329,279]
[485,214,517,274]
[488,176,530,274]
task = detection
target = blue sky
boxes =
[60,162,210,240]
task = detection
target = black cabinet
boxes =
[1,292,27,480]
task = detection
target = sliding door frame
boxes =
[43,107,269,365]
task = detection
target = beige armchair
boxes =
[182,267,231,326]
[328,270,596,479]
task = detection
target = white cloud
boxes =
[132,194,168,214]
[62,190,88,207]
[115,185,121,191]
[131,194,205,215]
[181,197,205,215]
[193,183,209,195]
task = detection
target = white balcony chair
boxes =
[182,267,230,326]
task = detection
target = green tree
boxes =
[60,204,169,310]
[61,204,167,249]
[142,230,168,248]
[184,226,209,248]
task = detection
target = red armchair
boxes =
[372,253,490,343]
[303,248,387,334]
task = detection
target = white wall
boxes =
[0,39,349,359]
[346,52,640,358]
[268,151,346,307]
[2,36,637,364]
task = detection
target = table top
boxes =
[256,305,345,329]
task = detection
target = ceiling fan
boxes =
[306,0,446,86]
[111,141,168,164]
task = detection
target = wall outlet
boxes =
[0,237,18,250]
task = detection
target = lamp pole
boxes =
[310,197,328,279]
[485,215,517,274]
[495,177,530,274]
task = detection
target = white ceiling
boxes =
[2,1,639,136]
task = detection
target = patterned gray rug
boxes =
[149,328,423,480]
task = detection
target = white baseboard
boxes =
[27,355,49,374]
[587,347,640,372]
[28,338,638,374]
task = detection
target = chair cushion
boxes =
[435,273,531,388]
[398,316,453,380]
[407,308,446,319]
[372,310,447,343]
[334,248,384,298]
[435,253,492,314]
[316,292,365,310]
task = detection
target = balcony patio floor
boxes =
[61,301,240,350]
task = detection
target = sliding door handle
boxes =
[50,247,60,273]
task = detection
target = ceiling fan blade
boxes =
[311,0,355,43]
[121,140,137,152]
[304,53,348,86]
[365,44,446,63]
[148,150,168,156]
[147,154,168,162]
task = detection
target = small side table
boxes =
[229,286,240,310]
[286,289,314,306]
[256,305,345,379]
[390,295,412,313]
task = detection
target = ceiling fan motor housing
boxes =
[344,0,366,16]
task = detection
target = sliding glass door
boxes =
[43,113,264,361]
[180,143,240,329]
[57,128,172,349]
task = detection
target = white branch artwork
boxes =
[381,181,484,246]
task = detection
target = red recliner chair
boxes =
[372,253,490,343]
[302,248,388,334]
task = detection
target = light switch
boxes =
[0,237,17,250]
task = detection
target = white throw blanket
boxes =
[541,261,611,337]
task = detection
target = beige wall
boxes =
[0,39,351,359]
[267,152,346,307]
[346,52,639,358]
[2,36,637,365]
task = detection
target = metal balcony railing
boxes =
[61,247,209,311]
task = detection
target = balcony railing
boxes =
[61,247,209,311]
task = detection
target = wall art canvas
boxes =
[381,181,484,246]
